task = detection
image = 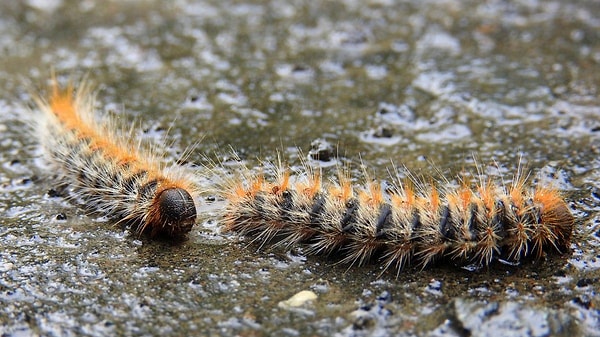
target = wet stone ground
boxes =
[0,0,599,336]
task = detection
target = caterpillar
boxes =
[220,162,575,274]
[32,79,198,238]
[30,78,576,274]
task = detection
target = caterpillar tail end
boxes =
[543,197,576,250]
[147,187,197,238]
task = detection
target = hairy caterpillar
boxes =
[32,79,198,238]
[30,78,575,274]
[220,163,575,274]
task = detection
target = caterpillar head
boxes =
[148,187,197,238]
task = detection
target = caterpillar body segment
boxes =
[33,79,198,238]
[221,165,574,273]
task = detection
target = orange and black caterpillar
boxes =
[33,79,198,238]
[220,164,575,274]
[31,78,576,273]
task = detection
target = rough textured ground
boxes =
[0,1,599,336]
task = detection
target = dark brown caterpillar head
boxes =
[148,187,197,238]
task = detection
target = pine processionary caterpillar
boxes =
[30,78,576,274]
[220,163,575,274]
[32,79,198,238]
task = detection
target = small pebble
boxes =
[278,290,318,309]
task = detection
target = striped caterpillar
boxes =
[32,79,198,238]
[31,78,576,274]
[220,163,575,273]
